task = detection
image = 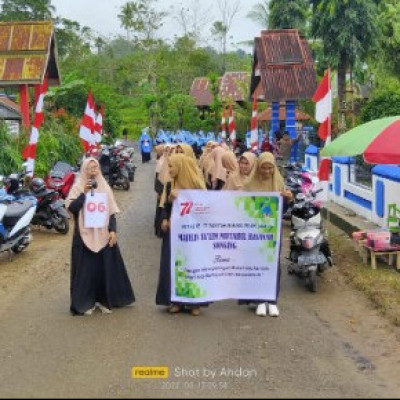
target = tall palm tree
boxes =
[118,2,135,40]
[246,0,269,28]
[268,0,309,32]
[311,0,380,123]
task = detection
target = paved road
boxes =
[0,156,399,398]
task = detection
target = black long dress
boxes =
[68,193,135,315]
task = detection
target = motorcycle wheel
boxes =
[54,215,69,234]
[12,244,25,254]
[307,268,318,292]
[123,179,130,191]
[129,173,134,182]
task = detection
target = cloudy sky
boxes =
[51,0,265,51]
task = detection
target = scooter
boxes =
[287,189,333,292]
[0,182,37,258]
[29,178,70,234]
[44,161,77,199]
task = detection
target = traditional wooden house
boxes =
[250,29,317,159]
[190,72,249,115]
[0,21,60,129]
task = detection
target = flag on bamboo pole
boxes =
[22,76,48,176]
[228,103,237,149]
[250,96,258,152]
[312,68,332,181]
[79,91,96,152]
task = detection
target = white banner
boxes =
[84,193,108,228]
[170,190,282,303]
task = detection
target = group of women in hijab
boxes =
[153,142,294,317]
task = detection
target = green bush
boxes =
[361,91,400,122]
[0,122,23,176]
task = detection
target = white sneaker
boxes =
[268,304,280,317]
[84,306,96,316]
[96,302,112,314]
[255,303,267,317]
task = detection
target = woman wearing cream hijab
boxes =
[238,152,257,181]
[156,153,207,316]
[66,157,135,316]
[241,152,293,317]
[221,150,242,190]
[210,145,227,190]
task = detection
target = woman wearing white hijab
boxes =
[66,157,135,316]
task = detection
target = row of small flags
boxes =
[220,97,259,152]
[22,87,104,176]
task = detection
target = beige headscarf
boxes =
[176,143,196,160]
[169,153,206,190]
[243,152,284,192]
[159,153,206,208]
[158,145,172,184]
[66,157,120,253]
[199,141,213,170]
[210,146,227,185]
[221,151,242,190]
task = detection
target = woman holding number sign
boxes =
[66,157,135,316]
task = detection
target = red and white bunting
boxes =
[23,76,48,177]
[221,108,227,140]
[250,96,258,151]
[312,68,332,182]
[228,104,237,148]
[79,92,96,152]
[94,106,104,144]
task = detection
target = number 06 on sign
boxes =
[84,193,108,228]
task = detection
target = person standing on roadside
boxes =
[66,157,135,316]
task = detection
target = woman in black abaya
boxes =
[66,157,135,316]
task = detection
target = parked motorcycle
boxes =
[0,179,36,257]
[287,189,333,292]
[29,178,70,234]
[44,161,77,199]
[99,148,130,190]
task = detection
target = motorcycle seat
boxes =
[3,200,33,227]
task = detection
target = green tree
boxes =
[268,0,309,32]
[311,0,380,127]
[118,2,135,40]
[0,122,23,176]
[246,0,270,28]
[0,0,55,21]
[118,0,167,47]
[55,18,93,60]
[378,0,400,75]
[212,0,240,73]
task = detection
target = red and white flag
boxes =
[79,91,96,152]
[23,76,48,176]
[228,104,237,149]
[250,96,258,151]
[221,108,227,140]
[94,105,104,144]
[312,68,332,182]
